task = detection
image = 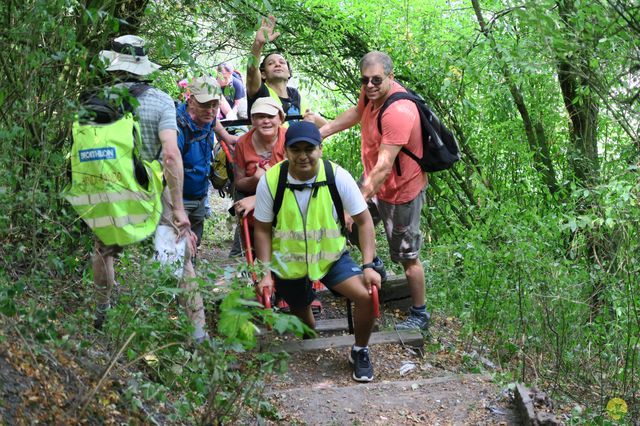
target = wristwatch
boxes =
[361,262,376,270]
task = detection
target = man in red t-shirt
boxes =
[320,51,430,330]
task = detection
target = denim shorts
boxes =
[274,251,362,308]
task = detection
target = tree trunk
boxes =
[556,1,600,186]
[556,0,604,321]
[471,0,558,195]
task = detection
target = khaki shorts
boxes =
[369,189,425,263]
[183,198,206,246]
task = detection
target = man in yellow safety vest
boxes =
[253,121,380,382]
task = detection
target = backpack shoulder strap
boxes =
[272,160,289,228]
[122,83,151,114]
[376,91,421,176]
[129,83,151,98]
[323,159,346,236]
[376,92,416,134]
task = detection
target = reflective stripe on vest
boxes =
[266,160,346,280]
[62,114,163,246]
[66,189,152,206]
[84,213,150,229]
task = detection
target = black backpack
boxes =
[373,85,460,174]
[272,159,346,235]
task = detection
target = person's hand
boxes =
[257,273,274,298]
[258,158,270,170]
[255,15,280,46]
[344,212,354,233]
[234,196,256,218]
[363,268,381,294]
[172,208,192,241]
[253,164,267,180]
[303,109,317,123]
[360,181,375,202]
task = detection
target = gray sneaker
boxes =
[396,308,430,331]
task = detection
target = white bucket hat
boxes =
[99,35,160,76]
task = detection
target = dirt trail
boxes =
[270,374,511,425]
[204,194,519,425]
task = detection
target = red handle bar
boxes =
[371,285,380,318]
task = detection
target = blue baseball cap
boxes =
[285,121,322,147]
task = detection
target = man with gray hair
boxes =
[93,35,209,343]
[320,51,430,330]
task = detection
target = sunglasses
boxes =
[360,75,388,86]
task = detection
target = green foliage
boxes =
[426,174,640,416]
[2,0,640,422]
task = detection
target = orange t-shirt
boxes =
[357,82,427,204]
[235,126,286,194]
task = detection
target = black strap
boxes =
[376,91,422,177]
[271,160,290,228]
[220,115,303,128]
[271,159,346,236]
[112,41,147,57]
[122,83,151,114]
[323,159,346,236]
[129,82,151,98]
[286,181,327,191]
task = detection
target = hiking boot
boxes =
[396,307,431,331]
[349,347,374,382]
[372,256,387,283]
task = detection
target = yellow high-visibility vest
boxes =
[62,113,163,246]
[266,160,346,280]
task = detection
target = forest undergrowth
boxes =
[2,0,639,423]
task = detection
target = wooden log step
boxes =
[315,318,349,332]
[314,318,380,333]
[262,329,423,353]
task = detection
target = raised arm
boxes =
[247,15,280,99]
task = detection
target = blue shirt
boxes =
[176,103,216,199]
